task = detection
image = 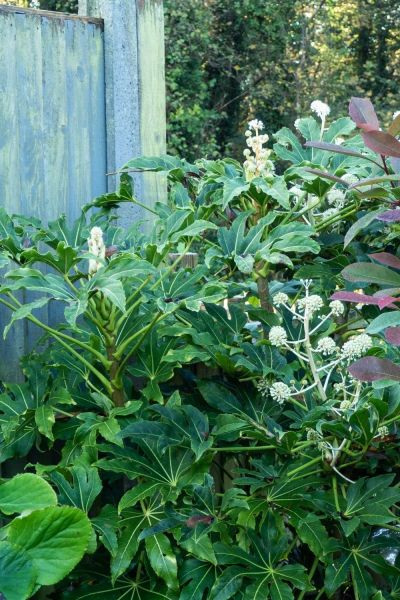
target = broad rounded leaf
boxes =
[331,291,398,309]
[385,327,400,346]
[0,541,36,600]
[367,312,400,334]
[341,263,400,287]
[349,357,400,382]
[7,506,91,586]
[376,210,400,222]
[0,473,57,515]
[369,253,400,270]
[349,97,380,131]
[362,130,400,158]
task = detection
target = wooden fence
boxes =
[0,1,166,378]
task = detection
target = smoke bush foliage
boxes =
[0,97,400,599]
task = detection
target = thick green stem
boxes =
[255,261,273,312]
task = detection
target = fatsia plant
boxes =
[0,473,91,600]
[0,99,399,599]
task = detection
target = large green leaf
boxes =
[0,473,57,515]
[7,506,91,586]
[0,541,36,600]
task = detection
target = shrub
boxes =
[0,97,399,599]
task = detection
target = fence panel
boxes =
[0,7,107,378]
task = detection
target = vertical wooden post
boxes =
[78,0,167,228]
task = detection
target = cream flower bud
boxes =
[248,119,264,131]
[88,226,106,275]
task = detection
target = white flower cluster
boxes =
[30,0,40,7]
[340,333,373,362]
[269,326,288,347]
[310,100,330,121]
[297,294,324,316]
[327,189,346,210]
[273,292,289,307]
[269,382,291,404]
[88,226,105,275]
[243,119,274,180]
[329,300,345,317]
[315,337,337,356]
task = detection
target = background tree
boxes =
[1,0,399,160]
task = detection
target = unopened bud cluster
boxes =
[243,119,274,181]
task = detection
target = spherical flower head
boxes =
[340,333,373,362]
[30,0,40,7]
[327,189,345,210]
[393,111,400,120]
[306,428,322,442]
[315,337,337,356]
[248,119,264,131]
[377,425,389,437]
[269,382,291,404]
[340,399,352,410]
[273,292,289,307]
[310,100,330,120]
[341,173,358,185]
[269,326,288,347]
[294,118,301,130]
[329,300,345,317]
[297,294,324,316]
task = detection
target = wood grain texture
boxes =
[0,8,107,379]
[80,0,167,230]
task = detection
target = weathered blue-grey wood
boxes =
[0,6,107,379]
[0,2,166,380]
[79,0,167,230]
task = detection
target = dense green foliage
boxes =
[0,97,400,599]
[165,0,400,159]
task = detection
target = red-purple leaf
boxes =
[376,210,400,222]
[304,141,380,166]
[362,130,400,158]
[388,113,400,137]
[385,327,400,346]
[304,168,349,185]
[349,357,400,382]
[331,291,398,308]
[369,253,400,270]
[342,263,400,286]
[349,97,380,131]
